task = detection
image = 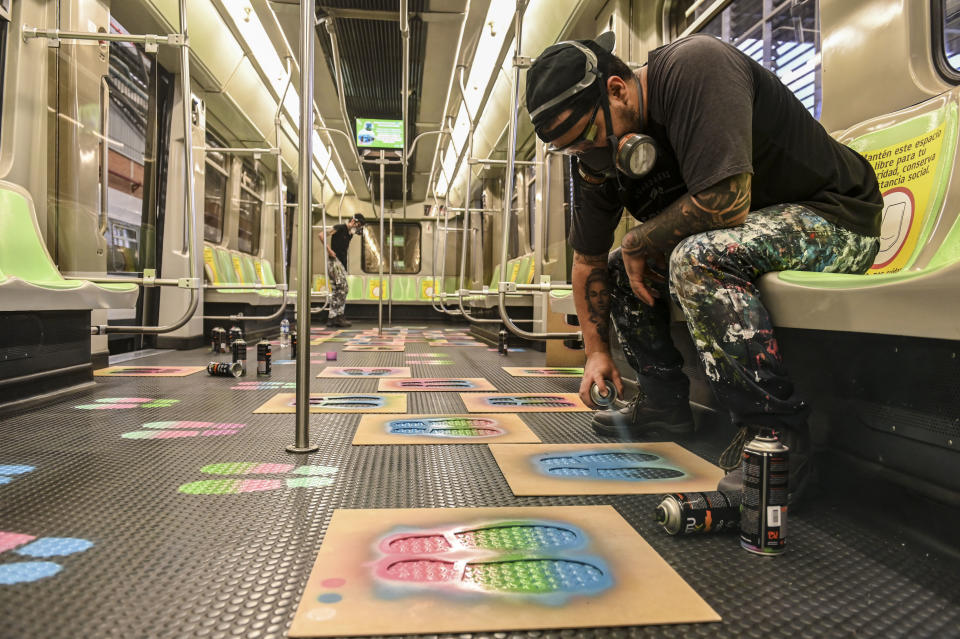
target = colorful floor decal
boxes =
[489,443,724,496]
[353,414,540,445]
[121,421,246,439]
[502,367,584,377]
[231,381,297,390]
[317,367,412,378]
[343,345,406,352]
[273,359,326,365]
[378,378,497,392]
[253,393,407,414]
[460,393,590,413]
[290,506,719,636]
[487,347,527,353]
[94,365,206,377]
[178,462,338,494]
[75,397,180,410]
[428,341,485,347]
[0,532,94,585]
[0,465,35,486]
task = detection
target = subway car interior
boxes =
[2,0,960,636]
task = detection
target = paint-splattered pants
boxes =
[608,204,879,427]
[327,258,348,318]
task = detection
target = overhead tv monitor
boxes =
[356,118,404,149]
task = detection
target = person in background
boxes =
[524,32,882,503]
[323,213,366,328]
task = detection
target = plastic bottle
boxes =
[280,318,290,347]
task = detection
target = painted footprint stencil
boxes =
[0,532,94,584]
[179,462,338,494]
[535,451,686,481]
[0,465,35,486]
[372,520,612,602]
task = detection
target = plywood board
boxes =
[489,443,724,496]
[352,413,540,444]
[317,367,412,379]
[343,345,406,352]
[253,393,407,414]
[378,378,497,392]
[460,393,590,413]
[289,505,719,637]
[503,367,584,377]
[94,365,206,377]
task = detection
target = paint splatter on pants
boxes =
[327,258,348,318]
[608,204,879,427]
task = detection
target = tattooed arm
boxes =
[572,250,624,406]
[621,172,752,305]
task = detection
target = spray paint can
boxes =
[290,331,297,359]
[740,430,789,555]
[207,361,243,378]
[228,325,242,347]
[257,339,272,376]
[589,380,618,408]
[211,327,224,353]
[231,338,247,376]
[655,491,741,535]
[497,329,508,355]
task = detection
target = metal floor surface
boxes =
[1,321,959,638]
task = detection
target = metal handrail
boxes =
[496,0,580,341]
[288,0,319,454]
[92,0,200,335]
[98,77,110,238]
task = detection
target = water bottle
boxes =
[280,318,290,348]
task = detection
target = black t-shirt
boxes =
[330,224,352,268]
[568,35,883,256]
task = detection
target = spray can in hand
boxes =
[589,380,618,408]
[740,429,789,555]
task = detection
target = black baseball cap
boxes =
[526,31,616,142]
[351,213,366,227]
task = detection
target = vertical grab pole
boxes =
[378,150,386,335]
[395,0,410,326]
[177,0,199,327]
[288,0,319,454]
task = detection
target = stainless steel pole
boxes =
[378,150,385,335]
[288,0,318,454]
[396,0,409,327]
[497,1,578,341]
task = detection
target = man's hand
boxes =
[580,352,624,408]
[327,249,336,259]
[622,250,657,307]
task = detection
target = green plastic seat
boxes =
[517,255,535,284]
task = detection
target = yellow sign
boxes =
[860,124,946,274]
[420,279,436,299]
[367,279,389,299]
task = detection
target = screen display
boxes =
[356,118,404,149]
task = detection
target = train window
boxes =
[670,0,822,118]
[108,221,139,273]
[935,0,960,80]
[237,162,264,254]
[362,221,422,274]
[203,131,228,243]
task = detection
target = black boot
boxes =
[591,397,694,439]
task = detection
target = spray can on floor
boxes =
[231,337,247,376]
[211,327,225,353]
[228,325,242,347]
[290,331,297,358]
[207,361,243,378]
[655,491,741,535]
[257,339,272,376]
[740,429,789,555]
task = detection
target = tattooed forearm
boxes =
[584,267,612,344]
[622,173,752,257]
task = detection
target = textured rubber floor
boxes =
[1,322,959,638]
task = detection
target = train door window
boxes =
[104,23,154,274]
[204,131,228,243]
[362,221,422,274]
[668,0,822,118]
[237,161,264,254]
[935,0,960,79]
[0,2,9,140]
